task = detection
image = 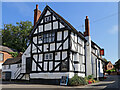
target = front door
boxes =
[26,57,32,73]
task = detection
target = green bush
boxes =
[106,68,116,73]
[68,74,87,86]
[9,52,18,57]
[88,75,93,79]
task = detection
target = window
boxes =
[45,54,49,60]
[44,32,55,43]
[0,53,3,61]
[38,35,43,41]
[4,65,6,69]
[49,53,53,60]
[61,61,68,71]
[45,16,51,22]
[45,53,53,60]
[17,64,21,68]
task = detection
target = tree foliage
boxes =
[103,58,108,62]
[8,52,18,57]
[2,21,33,52]
[115,59,120,70]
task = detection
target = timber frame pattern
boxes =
[29,5,86,74]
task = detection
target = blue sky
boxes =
[2,2,118,64]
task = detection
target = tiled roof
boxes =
[2,57,21,65]
[0,45,16,53]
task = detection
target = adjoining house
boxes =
[0,45,17,78]
[2,52,23,80]
[2,5,106,84]
[2,57,21,80]
[105,61,114,70]
[0,45,16,69]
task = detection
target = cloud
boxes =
[109,25,118,34]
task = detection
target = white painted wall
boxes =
[99,60,104,77]
[45,10,51,16]
[21,44,31,73]
[30,72,74,79]
[85,36,92,76]
[0,63,2,69]
[2,64,20,79]
[78,73,85,77]
[53,21,58,29]
[45,23,51,31]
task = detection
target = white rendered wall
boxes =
[21,44,31,73]
[30,72,74,79]
[2,64,19,79]
[85,36,92,76]
[0,63,2,69]
[99,60,104,77]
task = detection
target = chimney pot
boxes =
[86,16,88,19]
[36,4,38,9]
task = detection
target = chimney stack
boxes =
[84,16,90,37]
[34,4,41,26]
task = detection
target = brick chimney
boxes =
[84,16,90,37]
[34,4,41,26]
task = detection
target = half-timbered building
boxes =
[2,4,105,83]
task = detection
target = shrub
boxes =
[88,75,93,79]
[68,74,87,86]
[9,52,18,57]
[106,68,116,73]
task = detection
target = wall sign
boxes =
[100,49,104,56]
[60,76,68,86]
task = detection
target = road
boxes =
[0,75,119,89]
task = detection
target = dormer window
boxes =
[45,16,51,22]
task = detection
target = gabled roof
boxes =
[2,57,21,65]
[0,45,16,53]
[29,5,86,41]
[91,52,105,62]
[91,41,101,49]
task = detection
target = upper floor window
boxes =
[45,16,51,22]
[45,53,53,60]
[0,53,3,61]
[38,35,43,41]
[44,32,55,43]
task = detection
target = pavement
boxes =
[0,75,120,89]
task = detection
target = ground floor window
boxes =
[61,61,68,71]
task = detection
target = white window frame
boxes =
[45,16,51,22]
[45,53,53,60]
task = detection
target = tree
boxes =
[115,59,120,71]
[103,58,107,62]
[2,21,33,52]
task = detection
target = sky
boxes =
[2,2,118,64]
